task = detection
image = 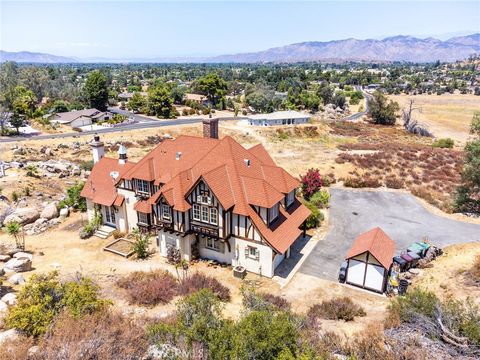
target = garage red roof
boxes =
[345,227,395,269]
[80,157,135,207]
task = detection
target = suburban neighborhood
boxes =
[0,1,479,359]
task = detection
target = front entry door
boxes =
[104,206,115,225]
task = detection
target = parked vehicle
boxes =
[338,261,348,283]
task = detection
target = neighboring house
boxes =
[81,119,310,277]
[48,109,113,128]
[118,92,148,101]
[185,93,209,105]
[344,227,395,293]
[248,110,310,126]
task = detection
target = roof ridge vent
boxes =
[176,151,182,160]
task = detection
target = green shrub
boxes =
[59,182,87,212]
[309,190,330,208]
[79,160,94,171]
[11,191,18,202]
[131,228,150,259]
[5,272,108,337]
[308,297,366,322]
[302,200,324,229]
[388,288,480,347]
[432,138,454,148]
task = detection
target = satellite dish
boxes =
[110,171,119,180]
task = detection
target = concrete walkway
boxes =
[298,188,480,281]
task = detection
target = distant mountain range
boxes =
[0,50,77,63]
[209,34,480,63]
[1,34,479,64]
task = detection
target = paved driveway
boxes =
[299,188,480,281]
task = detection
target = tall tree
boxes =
[455,112,480,214]
[127,92,146,113]
[146,84,176,119]
[367,91,399,125]
[195,73,228,108]
[84,70,109,111]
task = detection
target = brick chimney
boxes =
[202,117,219,139]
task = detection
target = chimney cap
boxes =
[118,144,127,155]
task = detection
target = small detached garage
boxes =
[344,227,395,294]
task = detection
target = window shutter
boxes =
[255,249,260,260]
[244,247,249,257]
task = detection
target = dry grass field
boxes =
[389,94,479,145]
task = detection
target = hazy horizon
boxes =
[1,1,479,58]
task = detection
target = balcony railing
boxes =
[191,224,219,238]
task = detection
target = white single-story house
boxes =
[248,110,310,126]
[48,109,113,128]
[344,227,395,293]
[81,119,310,278]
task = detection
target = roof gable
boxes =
[345,227,396,269]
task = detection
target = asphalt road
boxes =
[343,88,372,121]
[0,110,243,143]
[298,188,480,281]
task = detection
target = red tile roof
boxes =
[122,135,300,214]
[86,135,309,254]
[134,200,152,214]
[80,157,135,207]
[345,227,396,269]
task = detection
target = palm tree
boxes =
[6,221,24,250]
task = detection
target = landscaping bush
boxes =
[309,189,330,208]
[343,176,382,188]
[178,272,231,301]
[261,293,291,312]
[308,297,366,322]
[79,211,102,239]
[117,270,178,306]
[36,311,147,360]
[387,288,480,349]
[385,176,405,189]
[300,168,323,199]
[5,272,108,337]
[59,182,86,212]
[112,230,126,239]
[131,228,150,259]
[432,138,454,149]
[302,200,324,229]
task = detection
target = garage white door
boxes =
[364,264,385,292]
[346,260,365,287]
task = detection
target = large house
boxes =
[81,119,310,277]
[248,110,310,126]
[48,108,113,128]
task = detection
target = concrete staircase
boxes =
[94,225,116,239]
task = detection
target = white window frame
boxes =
[286,191,295,207]
[269,203,279,223]
[138,212,149,225]
[246,246,260,260]
[193,204,201,221]
[206,237,220,251]
[136,179,149,194]
[201,206,209,222]
[162,205,171,221]
[209,208,218,225]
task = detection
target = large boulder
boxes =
[40,202,58,220]
[1,293,17,306]
[4,207,40,225]
[0,254,11,262]
[59,207,69,218]
[8,273,25,285]
[4,257,32,273]
[0,201,12,226]
[0,329,20,345]
[12,252,32,261]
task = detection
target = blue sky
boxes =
[1,1,479,58]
